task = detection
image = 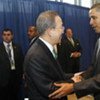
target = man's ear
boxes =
[47,28,54,37]
[11,35,14,40]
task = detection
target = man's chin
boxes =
[95,30,100,33]
[94,28,100,33]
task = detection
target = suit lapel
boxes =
[2,43,10,60]
[37,39,57,63]
[93,40,99,65]
[96,49,100,64]
[92,39,100,74]
[12,43,18,63]
[37,39,66,80]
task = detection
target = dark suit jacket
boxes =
[80,38,100,99]
[0,42,23,87]
[24,39,74,100]
[74,74,100,99]
[29,36,39,47]
[58,38,82,73]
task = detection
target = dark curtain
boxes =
[0,0,46,54]
[0,0,97,70]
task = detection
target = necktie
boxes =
[69,38,74,46]
[53,48,58,59]
[7,44,15,70]
[7,44,11,58]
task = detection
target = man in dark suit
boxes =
[24,11,75,100]
[49,3,100,100]
[0,28,23,100]
[27,26,38,46]
[58,28,82,73]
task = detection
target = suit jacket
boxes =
[0,42,23,87]
[78,38,100,99]
[58,38,82,73]
[74,74,100,99]
[29,36,39,47]
[24,39,74,100]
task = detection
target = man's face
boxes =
[50,16,64,44]
[27,27,37,39]
[89,8,100,33]
[66,29,73,38]
[2,31,13,43]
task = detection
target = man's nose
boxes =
[90,19,93,25]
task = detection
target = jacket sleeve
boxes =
[81,40,99,79]
[81,66,94,79]
[74,74,100,97]
[24,55,64,98]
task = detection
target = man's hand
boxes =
[71,75,82,83]
[48,83,74,99]
[72,71,84,82]
[71,52,81,58]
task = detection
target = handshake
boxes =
[48,72,84,99]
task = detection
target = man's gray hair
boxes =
[91,3,100,12]
[36,10,58,35]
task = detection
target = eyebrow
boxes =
[90,15,97,18]
[3,34,11,35]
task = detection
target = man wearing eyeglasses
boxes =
[24,11,76,100]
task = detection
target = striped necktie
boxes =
[7,44,15,70]
[7,44,11,58]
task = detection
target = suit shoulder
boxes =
[0,43,4,49]
[73,38,80,42]
[12,43,22,48]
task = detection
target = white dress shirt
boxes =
[3,41,15,70]
[96,38,100,58]
[39,37,56,58]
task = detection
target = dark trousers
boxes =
[0,70,21,100]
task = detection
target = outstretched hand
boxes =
[71,75,82,83]
[48,83,74,99]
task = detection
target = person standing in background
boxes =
[58,28,82,73]
[27,26,38,46]
[0,28,24,100]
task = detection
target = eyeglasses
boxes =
[62,26,65,30]
[55,26,65,30]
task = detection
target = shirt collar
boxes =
[39,37,53,53]
[3,41,12,47]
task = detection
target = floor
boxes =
[67,93,94,100]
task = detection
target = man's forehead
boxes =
[89,9,96,16]
[3,31,11,34]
